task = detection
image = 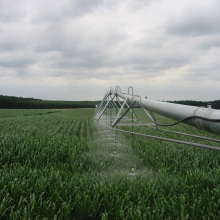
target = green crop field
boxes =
[0,108,220,219]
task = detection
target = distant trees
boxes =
[170,100,220,109]
[1,94,220,109]
[0,95,100,109]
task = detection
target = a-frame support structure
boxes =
[93,86,155,129]
[93,86,220,151]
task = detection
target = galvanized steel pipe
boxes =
[115,91,220,136]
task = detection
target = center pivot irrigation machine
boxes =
[93,86,220,151]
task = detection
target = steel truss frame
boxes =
[93,86,220,151]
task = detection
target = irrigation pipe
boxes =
[94,119,220,151]
[145,124,220,143]
[115,127,220,151]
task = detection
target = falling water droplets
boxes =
[131,166,135,173]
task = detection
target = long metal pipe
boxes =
[115,91,220,136]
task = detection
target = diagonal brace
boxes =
[142,108,157,124]
[111,99,136,128]
[94,92,110,118]
[96,95,116,122]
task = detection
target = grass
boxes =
[0,108,220,219]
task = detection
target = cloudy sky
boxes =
[1,0,220,101]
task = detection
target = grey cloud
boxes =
[0,0,27,23]
[68,0,103,15]
[30,0,103,23]
[50,53,106,70]
[1,0,220,101]
[133,57,187,73]
[0,25,30,52]
[167,3,220,36]
[189,68,220,81]
[198,37,220,50]
[0,51,35,68]
[108,36,192,74]
[0,39,27,52]
[169,18,220,36]
[30,18,126,70]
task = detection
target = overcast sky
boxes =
[1,0,220,101]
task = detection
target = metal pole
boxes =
[128,86,134,148]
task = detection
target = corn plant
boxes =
[0,108,220,219]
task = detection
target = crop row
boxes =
[0,108,220,219]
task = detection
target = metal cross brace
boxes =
[111,98,137,128]
[142,108,157,124]
[116,96,138,121]
[96,94,116,122]
[93,92,110,119]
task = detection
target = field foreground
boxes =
[0,109,220,219]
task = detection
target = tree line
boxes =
[169,100,220,109]
[0,95,99,109]
[1,94,220,109]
